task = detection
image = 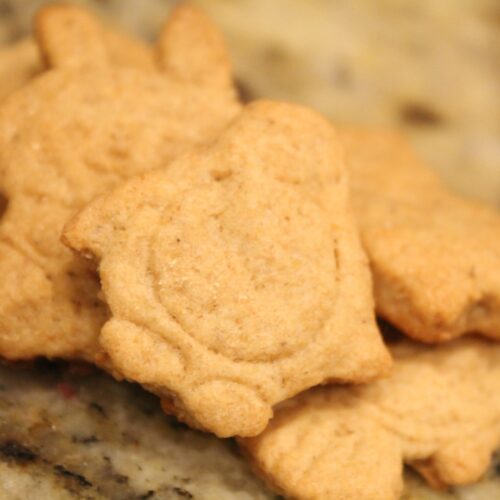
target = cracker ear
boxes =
[35,4,108,70]
[62,197,112,262]
[62,189,134,261]
[62,170,170,260]
[157,3,233,94]
[217,100,345,182]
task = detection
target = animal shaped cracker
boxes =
[339,128,500,343]
[0,3,240,361]
[240,338,500,500]
[0,21,154,101]
[63,100,391,438]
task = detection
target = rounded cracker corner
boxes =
[244,98,337,133]
[227,99,345,167]
[34,3,91,45]
[34,3,108,71]
[61,204,101,261]
[157,1,234,94]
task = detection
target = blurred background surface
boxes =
[0,0,498,206]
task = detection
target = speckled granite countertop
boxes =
[0,362,275,499]
[0,361,498,500]
[0,1,498,499]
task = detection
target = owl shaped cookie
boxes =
[64,100,391,437]
[0,3,240,361]
[241,338,500,500]
[339,128,500,343]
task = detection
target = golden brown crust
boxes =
[64,100,391,437]
[0,3,239,362]
[339,127,500,342]
[240,338,500,500]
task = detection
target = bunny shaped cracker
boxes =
[340,128,500,343]
[64,100,391,437]
[240,338,500,500]
[0,3,240,361]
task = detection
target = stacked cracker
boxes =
[0,4,498,499]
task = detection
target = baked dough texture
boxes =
[340,128,500,342]
[0,3,240,361]
[64,100,391,438]
[240,338,500,500]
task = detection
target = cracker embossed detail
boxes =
[64,100,391,437]
[0,3,240,361]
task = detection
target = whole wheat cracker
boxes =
[240,338,500,500]
[339,128,500,342]
[0,2,240,361]
[63,100,391,438]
